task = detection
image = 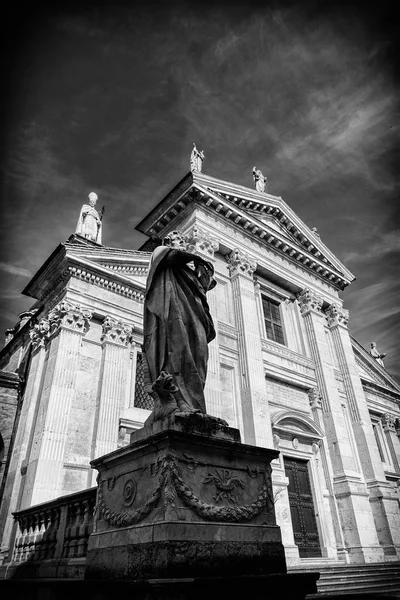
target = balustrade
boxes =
[12,488,96,564]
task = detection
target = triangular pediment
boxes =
[351,336,400,396]
[135,171,355,291]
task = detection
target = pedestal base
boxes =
[86,413,287,580]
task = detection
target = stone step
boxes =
[290,562,400,597]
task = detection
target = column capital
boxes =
[101,316,134,346]
[297,288,323,316]
[185,225,219,261]
[325,303,349,328]
[226,248,257,278]
[381,413,397,432]
[308,387,323,410]
[29,318,51,350]
[48,301,93,335]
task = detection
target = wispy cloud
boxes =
[0,262,32,277]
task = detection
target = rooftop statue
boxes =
[75,192,104,244]
[143,230,216,424]
[190,142,205,173]
[370,342,386,368]
[252,166,267,193]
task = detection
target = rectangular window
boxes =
[262,296,285,345]
[134,352,154,411]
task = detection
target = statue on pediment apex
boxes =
[253,166,267,193]
[190,143,204,173]
[370,342,386,368]
[75,192,104,244]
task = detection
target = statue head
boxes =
[88,192,98,207]
[164,230,186,250]
[371,342,376,348]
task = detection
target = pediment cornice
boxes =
[135,171,354,291]
[22,239,150,302]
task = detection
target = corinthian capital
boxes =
[101,316,134,346]
[325,303,349,328]
[297,288,323,315]
[308,387,322,410]
[29,318,51,349]
[48,301,92,335]
[185,225,219,260]
[226,248,257,278]
[381,413,396,432]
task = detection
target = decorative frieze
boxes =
[261,338,315,369]
[297,288,323,315]
[48,301,92,335]
[381,413,396,432]
[226,248,257,278]
[185,225,219,260]
[68,266,145,303]
[101,316,134,346]
[325,304,349,329]
[308,388,323,410]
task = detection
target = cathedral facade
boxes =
[1,169,400,567]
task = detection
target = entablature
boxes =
[136,172,354,292]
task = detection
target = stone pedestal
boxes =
[85,413,287,580]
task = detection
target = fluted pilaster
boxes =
[22,302,93,506]
[93,317,134,460]
[382,414,400,473]
[227,249,272,447]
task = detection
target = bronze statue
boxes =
[143,230,216,424]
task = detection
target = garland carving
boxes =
[97,452,273,527]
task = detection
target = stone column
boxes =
[270,434,300,565]
[382,414,400,473]
[185,226,223,420]
[326,303,399,559]
[308,388,346,561]
[297,289,383,563]
[0,320,51,561]
[226,249,273,448]
[92,317,134,461]
[21,302,92,508]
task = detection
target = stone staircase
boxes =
[289,562,400,597]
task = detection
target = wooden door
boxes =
[284,457,321,558]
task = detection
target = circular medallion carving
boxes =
[292,437,299,449]
[122,478,137,506]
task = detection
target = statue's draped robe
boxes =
[143,246,216,413]
[75,204,102,243]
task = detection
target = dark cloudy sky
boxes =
[1,0,399,377]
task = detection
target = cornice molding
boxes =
[135,172,353,291]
